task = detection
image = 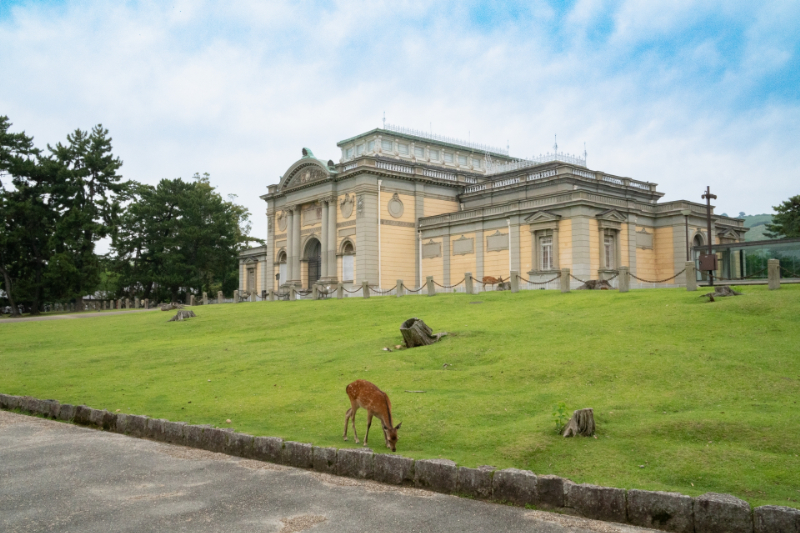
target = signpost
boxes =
[700,187,717,287]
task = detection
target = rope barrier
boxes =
[714,267,768,281]
[432,278,465,289]
[369,284,397,295]
[342,286,361,294]
[402,283,425,293]
[518,273,562,285]
[781,266,800,278]
[629,268,686,284]
[569,273,589,284]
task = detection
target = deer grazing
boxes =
[343,380,402,452]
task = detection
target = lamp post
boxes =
[701,187,717,287]
[680,209,691,262]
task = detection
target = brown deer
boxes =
[343,380,402,452]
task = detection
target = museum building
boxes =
[238,125,747,294]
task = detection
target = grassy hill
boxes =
[1,286,799,509]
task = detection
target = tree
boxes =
[111,174,260,302]
[765,195,800,239]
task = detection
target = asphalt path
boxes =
[0,308,160,323]
[0,411,657,533]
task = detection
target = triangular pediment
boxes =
[524,210,561,223]
[596,209,627,222]
[717,228,738,239]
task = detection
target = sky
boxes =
[2,0,799,244]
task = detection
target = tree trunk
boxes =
[562,408,595,437]
[0,264,20,317]
[400,318,447,348]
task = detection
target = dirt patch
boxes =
[279,514,327,533]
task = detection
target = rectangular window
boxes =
[381,139,393,152]
[414,146,424,158]
[279,263,287,284]
[343,255,354,281]
[429,149,439,160]
[604,233,615,269]
[356,144,364,156]
[443,152,453,164]
[346,147,354,159]
[398,143,408,155]
[368,140,375,152]
[458,155,467,166]
[472,158,482,168]
[540,236,553,270]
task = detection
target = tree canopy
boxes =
[765,195,800,239]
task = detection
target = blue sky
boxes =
[1,0,799,241]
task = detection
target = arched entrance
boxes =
[304,238,322,286]
[692,234,707,281]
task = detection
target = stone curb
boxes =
[2,394,798,533]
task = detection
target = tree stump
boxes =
[576,280,613,290]
[168,310,196,322]
[161,303,185,311]
[562,408,595,437]
[400,318,447,348]
[701,286,742,300]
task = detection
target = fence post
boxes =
[233,290,239,303]
[426,276,435,296]
[768,259,780,290]
[465,272,473,295]
[289,285,296,301]
[560,269,571,293]
[396,280,404,297]
[216,291,223,303]
[267,289,274,301]
[336,283,343,299]
[618,267,630,293]
[362,281,370,298]
[684,261,697,291]
[202,292,208,305]
[190,295,196,306]
[510,271,519,293]
[312,284,319,300]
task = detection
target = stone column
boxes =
[285,207,295,284]
[290,206,301,285]
[362,280,370,298]
[233,289,239,303]
[618,266,630,293]
[396,279,404,297]
[465,272,473,295]
[321,200,329,280]
[685,261,697,291]
[289,285,296,301]
[135,297,140,308]
[202,292,208,305]
[312,284,319,300]
[768,259,780,290]
[327,195,337,280]
[510,271,519,293]
[217,291,224,303]
[426,276,435,296]
[560,268,571,293]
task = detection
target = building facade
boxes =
[238,127,747,294]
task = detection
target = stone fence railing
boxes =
[1,394,795,533]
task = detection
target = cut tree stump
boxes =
[562,408,595,437]
[575,280,613,290]
[161,303,185,311]
[168,310,196,322]
[400,318,447,348]
[701,286,742,300]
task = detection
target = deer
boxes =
[343,380,402,452]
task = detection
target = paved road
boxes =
[0,308,159,323]
[0,411,654,533]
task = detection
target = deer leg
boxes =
[364,412,373,446]
[343,408,352,441]
[350,406,360,444]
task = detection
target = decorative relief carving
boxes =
[337,220,356,228]
[286,165,327,189]
[636,228,653,249]
[277,211,287,232]
[452,235,474,256]
[422,240,442,259]
[302,202,322,226]
[340,193,354,219]
[388,193,404,218]
[273,233,287,240]
[486,230,509,252]
[380,219,415,228]
[357,195,364,218]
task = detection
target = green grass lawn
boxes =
[1,286,799,508]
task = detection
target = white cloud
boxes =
[1,0,798,254]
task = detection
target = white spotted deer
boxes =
[343,380,402,452]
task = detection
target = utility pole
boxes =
[701,187,717,287]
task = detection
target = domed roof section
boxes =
[278,147,338,191]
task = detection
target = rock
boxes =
[312,446,337,474]
[701,286,743,299]
[565,482,626,523]
[228,433,255,458]
[627,489,694,533]
[337,448,374,479]
[753,505,800,533]
[457,465,494,499]
[145,418,167,441]
[126,415,149,438]
[161,303,184,311]
[576,280,613,290]
[694,492,753,533]
[536,475,566,508]
[492,468,537,506]
[415,459,458,494]
[57,403,77,422]
[183,424,211,448]
[373,454,414,485]
[163,421,186,444]
[168,310,196,322]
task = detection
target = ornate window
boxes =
[472,158,482,168]
[346,147,354,159]
[458,155,467,166]
[398,143,408,155]
[381,139,393,152]
[604,231,615,270]
[356,144,364,156]
[368,140,375,152]
[541,236,553,270]
[443,152,453,164]
[429,149,439,161]
[414,146,424,158]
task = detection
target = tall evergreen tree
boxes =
[765,195,800,239]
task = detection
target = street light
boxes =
[680,209,691,262]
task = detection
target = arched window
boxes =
[342,241,354,281]
[278,251,287,284]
